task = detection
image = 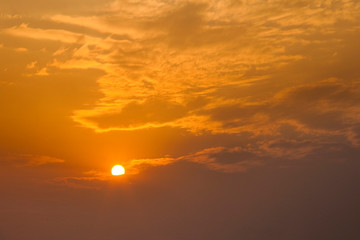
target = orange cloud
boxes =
[1,0,360,179]
[126,157,176,174]
[3,24,83,43]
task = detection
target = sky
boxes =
[0,0,360,239]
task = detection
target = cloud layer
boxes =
[1,0,360,177]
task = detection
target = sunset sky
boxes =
[1,0,360,239]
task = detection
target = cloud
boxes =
[49,159,175,189]
[2,23,84,43]
[1,0,360,177]
[51,170,110,189]
[5,0,358,136]
[14,47,28,52]
[0,0,114,15]
[180,139,326,172]
[76,77,360,145]
[123,131,357,174]
[143,2,207,48]
[1,153,65,167]
[74,96,205,131]
[121,147,261,174]
[25,155,65,166]
[26,61,37,69]
[124,146,268,174]
[62,0,359,135]
[179,147,265,173]
[126,157,176,174]
[206,78,360,136]
[49,14,139,39]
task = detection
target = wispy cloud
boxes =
[126,157,176,174]
[3,24,84,43]
[51,170,110,189]
[1,153,65,167]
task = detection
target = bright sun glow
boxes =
[111,165,125,176]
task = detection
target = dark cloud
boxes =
[82,94,210,130]
[203,78,360,137]
[86,97,188,129]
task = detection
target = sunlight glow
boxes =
[111,165,125,176]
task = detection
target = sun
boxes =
[111,165,125,176]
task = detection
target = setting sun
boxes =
[111,165,125,176]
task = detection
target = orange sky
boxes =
[1,0,360,239]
